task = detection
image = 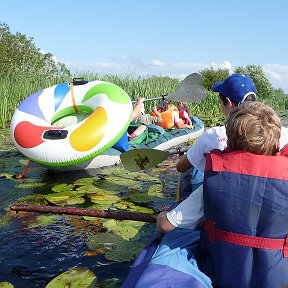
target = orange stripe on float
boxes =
[69,82,78,113]
[69,107,107,152]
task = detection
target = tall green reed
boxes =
[1,71,287,129]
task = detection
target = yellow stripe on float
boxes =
[70,107,107,152]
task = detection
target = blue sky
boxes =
[1,0,288,92]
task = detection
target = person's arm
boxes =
[131,97,145,121]
[152,106,162,118]
[157,185,204,233]
[176,154,192,172]
[173,111,192,129]
[157,211,176,233]
[174,121,192,129]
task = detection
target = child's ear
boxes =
[226,97,234,108]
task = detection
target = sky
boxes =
[1,0,288,92]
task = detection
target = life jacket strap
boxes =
[203,220,288,258]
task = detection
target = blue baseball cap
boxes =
[212,74,257,103]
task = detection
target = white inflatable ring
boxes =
[10,80,133,167]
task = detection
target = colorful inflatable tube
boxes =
[10,79,133,167]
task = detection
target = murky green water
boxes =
[0,128,181,287]
[1,111,288,287]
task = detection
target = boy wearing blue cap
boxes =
[158,74,288,229]
[177,74,259,174]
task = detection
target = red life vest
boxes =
[179,109,189,124]
[198,146,288,288]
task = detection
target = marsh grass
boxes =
[1,71,287,128]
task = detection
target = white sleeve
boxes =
[186,126,227,171]
[173,110,181,123]
[166,185,204,229]
[280,127,288,149]
[183,111,189,119]
[186,132,209,171]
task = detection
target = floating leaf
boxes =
[66,196,86,205]
[51,183,75,192]
[88,194,120,205]
[100,278,121,288]
[105,240,145,262]
[112,170,161,183]
[76,184,98,194]
[0,173,14,180]
[147,184,163,196]
[87,233,122,251]
[0,282,14,288]
[45,192,85,206]
[103,219,141,241]
[128,193,151,204]
[14,182,46,189]
[0,214,12,229]
[85,185,118,195]
[113,202,128,210]
[19,159,30,165]
[16,194,47,205]
[27,214,59,228]
[74,177,96,186]
[126,204,154,214]
[45,267,98,288]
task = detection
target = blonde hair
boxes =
[226,102,281,155]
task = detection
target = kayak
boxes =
[10,78,204,172]
[50,114,204,171]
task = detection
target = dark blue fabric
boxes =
[122,163,207,287]
[112,131,129,152]
[179,166,204,200]
[122,229,212,288]
[199,152,288,288]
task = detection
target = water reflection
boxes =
[0,128,180,287]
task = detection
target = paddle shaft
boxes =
[10,204,157,223]
[167,147,189,156]
[131,73,205,105]
[132,95,166,104]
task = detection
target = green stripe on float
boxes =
[83,83,130,104]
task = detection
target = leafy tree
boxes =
[199,67,229,91]
[234,64,272,100]
[0,22,70,78]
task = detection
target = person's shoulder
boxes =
[281,126,288,135]
[280,127,288,149]
[203,126,226,137]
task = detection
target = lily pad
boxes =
[100,278,121,288]
[0,172,15,180]
[147,184,164,196]
[45,190,85,206]
[128,193,151,204]
[0,282,14,288]
[14,182,46,189]
[103,219,141,241]
[84,185,118,195]
[45,267,98,288]
[74,177,96,186]
[105,240,145,262]
[76,184,99,194]
[27,214,60,228]
[88,194,120,205]
[51,183,75,192]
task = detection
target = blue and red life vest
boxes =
[198,146,288,288]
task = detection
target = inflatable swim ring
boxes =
[10,78,133,167]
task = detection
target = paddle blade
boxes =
[120,149,170,172]
[178,73,203,87]
[167,72,206,103]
